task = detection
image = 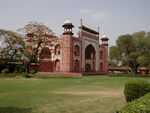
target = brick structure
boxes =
[30,19,109,76]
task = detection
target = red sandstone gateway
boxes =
[29,19,109,76]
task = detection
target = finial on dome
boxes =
[80,18,83,25]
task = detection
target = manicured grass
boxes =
[0,74,150,113]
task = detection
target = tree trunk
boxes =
[25,62,31,73]
[131,67,138,74]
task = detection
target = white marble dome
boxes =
[102,34,107,38]
[64,19,72,24]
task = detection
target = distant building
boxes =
[29,19,109,76]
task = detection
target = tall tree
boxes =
[109,46,120,66]
[134,31,150,68]
[109,31,150,73]
[0,29,24,71]
[18,21,57,73]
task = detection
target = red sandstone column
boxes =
[61,35,73,72]
[101,35,109,74]
[61,19,74,72]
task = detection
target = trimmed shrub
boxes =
[124,79,150,102]
[1,69,9,74]
[116,92,150,113]
[30,70,36,75]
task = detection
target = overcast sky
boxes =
[0,0,150,46]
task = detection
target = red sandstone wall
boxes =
[38,60,53,72]
[29,65,38,72]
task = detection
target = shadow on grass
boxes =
[0,106,32,113]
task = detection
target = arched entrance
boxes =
[85,44,96,59]
[74,59,80,72]
[85,64,91,72]
[85,44,96,72]
[55,59,60,72]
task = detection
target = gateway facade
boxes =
[30,20,109,76]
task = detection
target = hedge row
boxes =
[0,69,36,78]
[116,92,150,113]
[108,73,150,78]
[0,68,36,75]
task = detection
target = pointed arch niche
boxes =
[74,44,80,56]
[100,62,103,72]
[55,44,61,55]
[100,50,103,60]
[55,59,60,72]
[74,59,80,72]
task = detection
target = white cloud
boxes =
[90,12,110,20]
[79,9,93,14]
[79,9,110,20]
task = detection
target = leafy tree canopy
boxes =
[109,31,150,73]
[0,29,24,62]
[0,21,58,73]
[18,21,57,73]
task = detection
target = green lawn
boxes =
[0,74,150,113]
